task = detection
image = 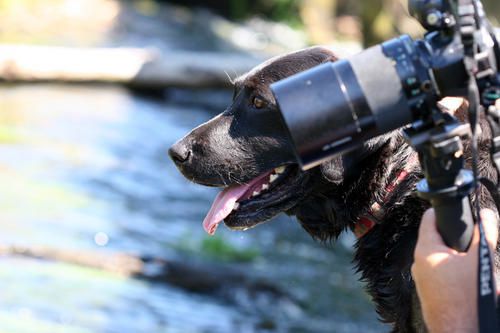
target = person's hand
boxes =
[412,209,499,333]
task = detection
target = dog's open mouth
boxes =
[203,165,301,235]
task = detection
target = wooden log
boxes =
[0,244,287,298]
[0,45,261,89]
[0,244,144,276]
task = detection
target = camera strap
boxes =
[477,213,499,332]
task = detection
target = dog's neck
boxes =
[348,134,420,229]
[292,132,421,241]
[353,152,419,237]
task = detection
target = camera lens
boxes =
[271,39,417,170]
[272,61,374,169]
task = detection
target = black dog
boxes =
[169,47,499,332]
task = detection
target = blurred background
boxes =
[0,1,497,333]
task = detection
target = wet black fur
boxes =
[169,47,500,332]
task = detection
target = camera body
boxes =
[271,1,500,325]
[271,0,500,254]
[271,0,499,170]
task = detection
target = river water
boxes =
[0,84,384,332]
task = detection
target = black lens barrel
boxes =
[272,61,374,169]
[271,36,422,170]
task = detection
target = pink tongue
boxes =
[203,184,250,235]
[203,172,272,235]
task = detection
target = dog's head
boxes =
[169,47,343,235]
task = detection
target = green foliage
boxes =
[228,0,248,20]
[261,0,302,27]
[228,0,302,26]
[201,236,260,262]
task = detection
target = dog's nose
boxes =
[169,141,192,165]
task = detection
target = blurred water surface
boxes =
[0,84,384,332]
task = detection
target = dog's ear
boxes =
[315,47,339,64]
[298,46,339,66]
[248,46,340,87]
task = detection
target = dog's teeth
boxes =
[252,191,261,197]
[262,184,269,191]
[275,166,285,174]
[233,203,240,210]
[269,174,279,183]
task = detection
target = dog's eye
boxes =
[253,96,265,109]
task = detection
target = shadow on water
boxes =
[0,84,384,332]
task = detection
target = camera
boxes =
[271,1,500,327]
[271,0,500,294]
[271,0,500,170]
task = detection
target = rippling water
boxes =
[0,84,383,332]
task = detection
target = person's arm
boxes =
[412,209,499,333]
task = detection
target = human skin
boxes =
[412,209,499,333]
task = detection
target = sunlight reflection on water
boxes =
[0,84,383,333]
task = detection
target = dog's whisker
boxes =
[223,70,235,85]
[214,169,230,187]
[218,170,228,186]
[226,171,233,185]
[230,68,239,81]
[227,171,244,186]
